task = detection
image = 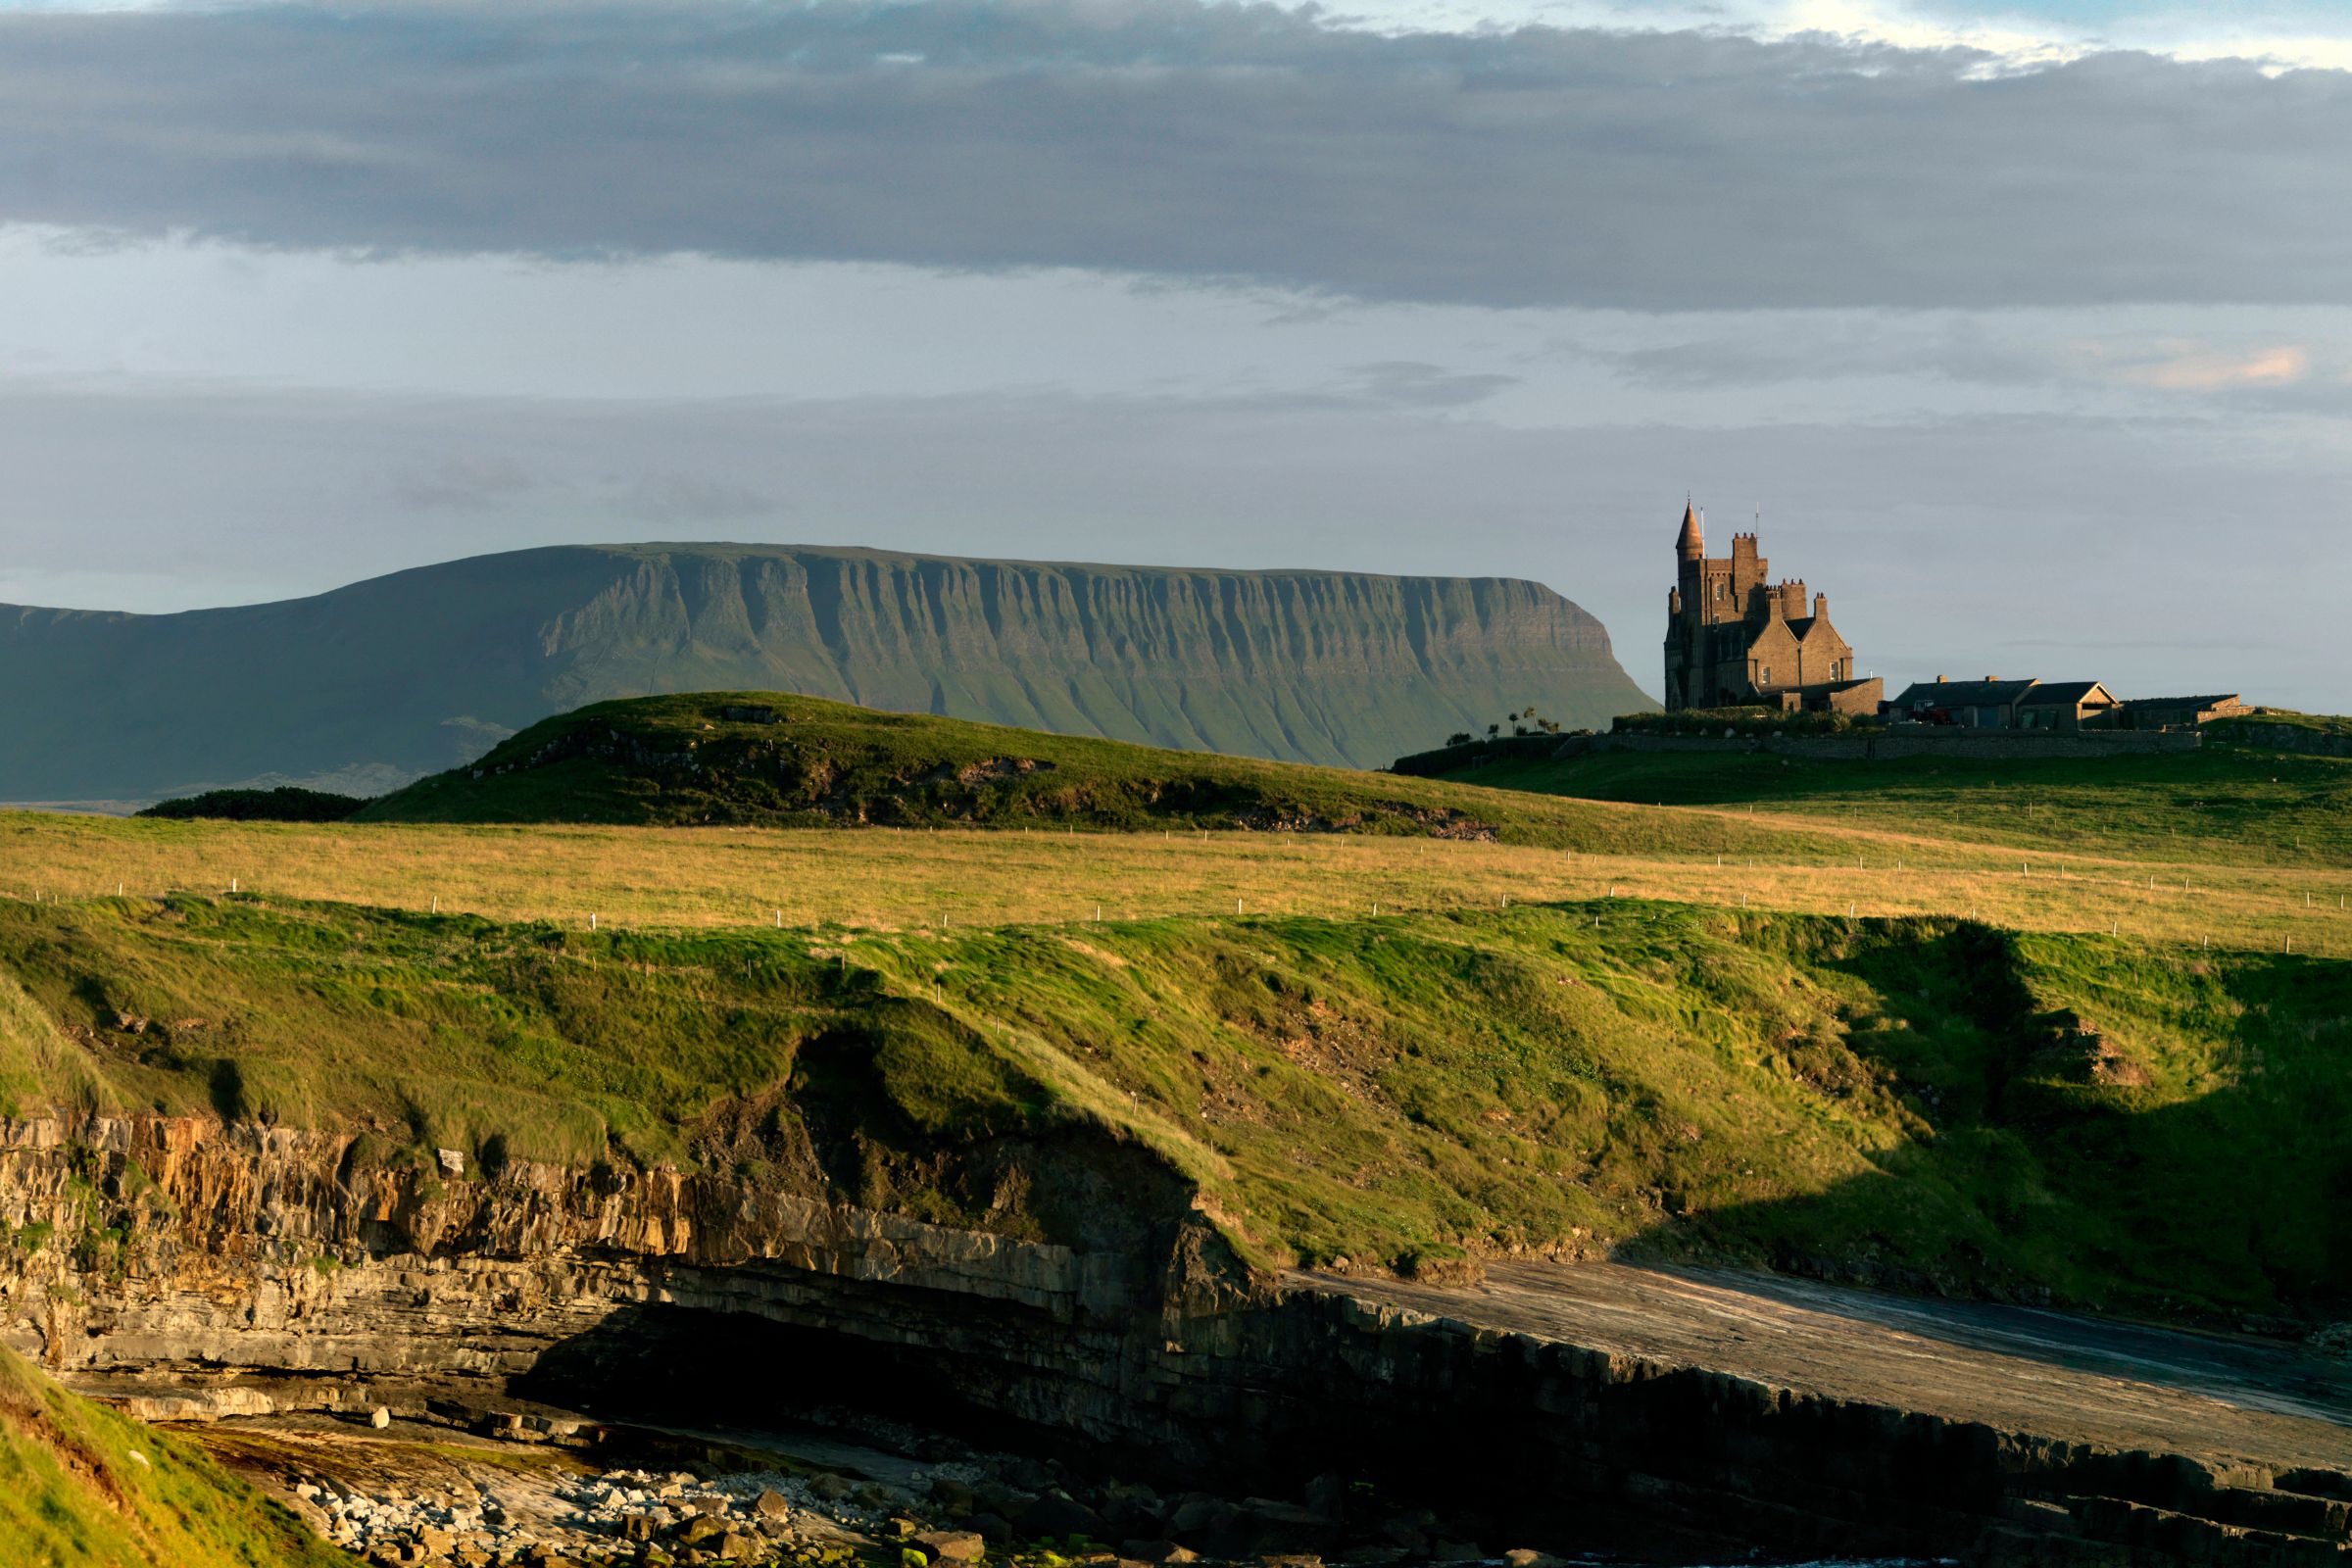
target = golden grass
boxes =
[5,808,2349,959]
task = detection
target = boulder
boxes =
[716,1532,762,1559]
[1023,1494,1108,1543]
[1165,1498,1232,1537]
[676,1515,726,1546]
[755,1491,792,1521]
[972,1483,1035,1523]
[369,1406,393,1429]
[807,1475,855,1502]
[916,1531,986,1563]
[1118,1545,1198,1565]
[1501,1551,1566,1568]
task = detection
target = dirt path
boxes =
[1297,1260,2352,1473]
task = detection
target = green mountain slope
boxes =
[0,1347,345,1568]
[0,543,1653,803]
[3,892,2344,1323]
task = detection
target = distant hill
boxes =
[363,689,1611,838]
[0,543,1652,804]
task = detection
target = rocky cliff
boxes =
[0,544,1653,801]
[5,1114,2345,1568]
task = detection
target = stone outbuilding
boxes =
[2121,694,2246,729]
[2017,680,2123,732]
[1887,676,2039,728]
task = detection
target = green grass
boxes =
[1443,744,2352,866]
[0,1346,347,1568]
[1,893,2342,1322]
[2214,710,2352,738]
[357,691,1844,858]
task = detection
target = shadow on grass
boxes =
[1631,925,2352,1326]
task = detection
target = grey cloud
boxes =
[1343,362,1523,408]
[1564,317,2060,388]
[390,451,537,510]
[0,2,2345,309]
[613,471,787,523]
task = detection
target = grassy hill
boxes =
[1435,737,2352,867]
[2,891,2343,1324]
[0,1346,344,1568]
[1,542,1653,803]
[359,692,1808,858]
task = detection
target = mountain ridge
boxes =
[1,541,1654,802]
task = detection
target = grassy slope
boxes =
[0,1347,346,1568]
[360,692,1801,853]
[1444,740,2352,866]
[0,894,2341,1322]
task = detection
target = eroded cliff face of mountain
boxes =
[0,545,1654,800]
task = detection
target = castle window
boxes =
[1761,665,1772,685]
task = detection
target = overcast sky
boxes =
[1,0,2346,707]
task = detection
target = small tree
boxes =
[1486,723,1500,738]
[1446,731,1472,746]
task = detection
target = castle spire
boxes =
[1675,498,1704,561]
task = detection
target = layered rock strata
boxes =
[2,1114,2344,1566]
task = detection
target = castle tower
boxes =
[1675,500,1703,562]
[1662,499,1858,712]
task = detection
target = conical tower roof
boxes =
[1675,499,1704,559]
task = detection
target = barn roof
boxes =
[2124,694,2240,709]
[1891,679,2036,709]
[2020,680,2116,708]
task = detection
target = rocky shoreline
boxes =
[4,1113,2346,1567]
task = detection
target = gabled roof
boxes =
[2019,680,2116,709]
[1891,679,2036,709]
[2123,694,2240,709]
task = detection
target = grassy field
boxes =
[1442,743,2352,867]
[4,808,2347,958]
[0,1346,346,1568]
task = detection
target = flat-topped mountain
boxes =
[0,543,1652,804]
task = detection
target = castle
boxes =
[1662,502,1883,714]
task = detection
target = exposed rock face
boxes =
[0,543,1653,800]
[2,1113,2344,1567]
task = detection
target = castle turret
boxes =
[1675,501,1704,562]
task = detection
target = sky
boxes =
[0,0,2346,707]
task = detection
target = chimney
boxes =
[1814,592,1828,619]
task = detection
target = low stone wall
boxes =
[1396,727,2201,773]
[4,1114,2343,1567]
[2214,722,2352,759]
